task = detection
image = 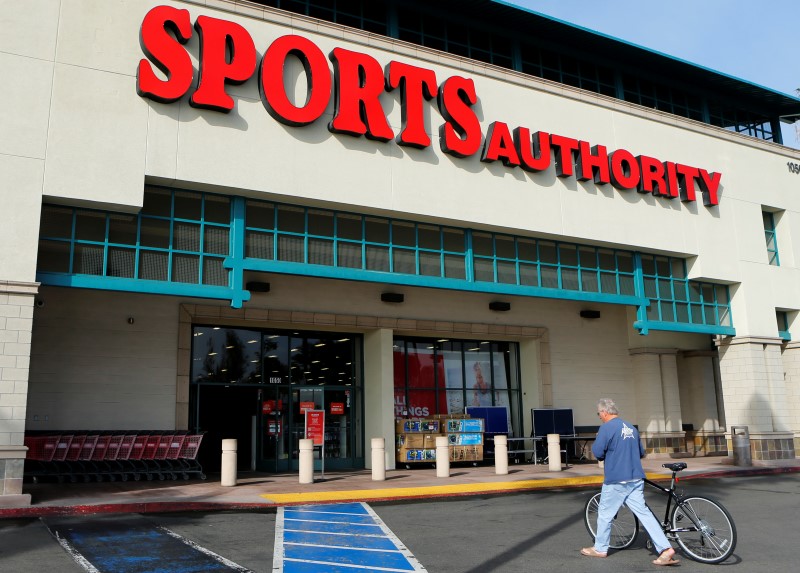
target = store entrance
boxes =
[259,385,355,472]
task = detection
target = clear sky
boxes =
[505,0,800,148]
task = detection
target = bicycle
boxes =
[583,462,737,564]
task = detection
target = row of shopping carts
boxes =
[23,431,206,483]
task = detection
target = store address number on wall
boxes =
[789,162,800,174]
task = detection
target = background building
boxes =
[1,0,799,506]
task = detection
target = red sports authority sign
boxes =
[137,5,722,206]
[305,409,325,446]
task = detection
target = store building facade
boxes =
[2,0,800,505]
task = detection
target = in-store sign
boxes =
[299,401,315,414]
[137,5,722,207]
[261,400,275,414]
[305,410,325,446]
[330,402,345,415]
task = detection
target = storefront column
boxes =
[363,328,395,470]
[629,348,685,456]
[781,343,800,455]
[717,336,796,463]
[677,351,726,456]
[0,281,37,507]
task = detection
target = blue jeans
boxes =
[594,479,671,554]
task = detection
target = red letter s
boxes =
[437,76,481,158]
[137,5,193,103]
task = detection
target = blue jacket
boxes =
[591,417,646,484]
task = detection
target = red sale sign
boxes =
[305,409,325,446]
[330,402,345,415]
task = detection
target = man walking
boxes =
[581,398,678,566]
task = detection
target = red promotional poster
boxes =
[261,400,275,414]
[330,402,345,415]
[299,401,315,414]
[305,410,325,446]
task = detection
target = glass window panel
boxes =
[541,265,558,288]
[337,242,362,269]
[620,275,635,296]
[517,238,536,262]
[657,278,672,300]
[519,263,538,286]
[202,257,228,286]
[365,217,389,244]
[172,254,199,283]
[37,240,71,273]
[472,232,493,257]
[393,248,416,274]
[392,221,415,247]
[702,284,715,303]
[308,209,334,237]
[140,218,170,249]
[174,222,200,252]
[337,213,362,241]
[644,277,657,298]
[277,235,304,263]
[617,252,633,273]
[671,258,686,279]
[579,247,597,269]
[495,235,515,259]
[75,212,106,242]
[561,267,579,290]
[660,301,675,322]
[646,302,659,321]
[419,251,441,276]
[559,244,578,266]
[656,257,670,277]
[142,188,172,217]
[308,238,333,266]
[139,251,168,281]
[107,247,135,278]
[715,285,729,304]
[581,269,599,292]
[704,305,716,325]
[418,225,441,250]
[689,283,702,302]
[673,280,688,301]
[719,307,732,327]
[174,191,202,220]
[444,255,466,279]
[277,206,305,234]
[366,245,390,271]
[204,226,229,255]
[108,214,137,245]
[246,231,274,260]
[474,258,494,282]
[497,260,516,284]
[443,228,465,253]
[247,201,274,230]
[641,255,656,276]
[74,244,104,275]
[600,272,617,294]
[675,303,689,323]
[204,194,230,224]
[40,206,73,239]
[539,241,557,264]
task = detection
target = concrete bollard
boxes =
[494,435,508,475]
[435,436,450,478]
[299,439,314,484]
[221,439,238,487]
[547,434,562,472]
[371,437,386,481]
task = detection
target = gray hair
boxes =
[597,398,619,415]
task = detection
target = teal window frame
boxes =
[37,186,736,337]
[777,311,791,342]
[763,211,780,266]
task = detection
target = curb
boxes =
[1,465,797,519]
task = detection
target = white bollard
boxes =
[547,434,562,472]
[494,435,508,475]
[221,439,238,487]
[371,437,386,481]
[435,436,450,478]
[299,438,314,484]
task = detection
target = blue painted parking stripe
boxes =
[274,502,427,573]
[46,517,251,573]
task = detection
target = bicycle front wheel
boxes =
[670,495,736,564]
[584,492,639,549]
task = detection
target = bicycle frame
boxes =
[642,473,701,535]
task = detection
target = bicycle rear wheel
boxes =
[670,495,736,564]
[584,492,639,549]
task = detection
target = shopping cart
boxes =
[177,433,206,480]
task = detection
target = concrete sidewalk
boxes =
[2,456,798,519]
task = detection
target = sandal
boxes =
[580,547,607,558]
[652,548,679,566]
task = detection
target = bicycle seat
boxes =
[662,462,687,472]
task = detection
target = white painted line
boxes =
[280,529,387,539]
[51,531,101,573]
[157,526,253,572]
[283,517,381,527]
[362,503,428,572]
[282,557,415,572]
[284,541,403,554]
[274,506,286,572]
